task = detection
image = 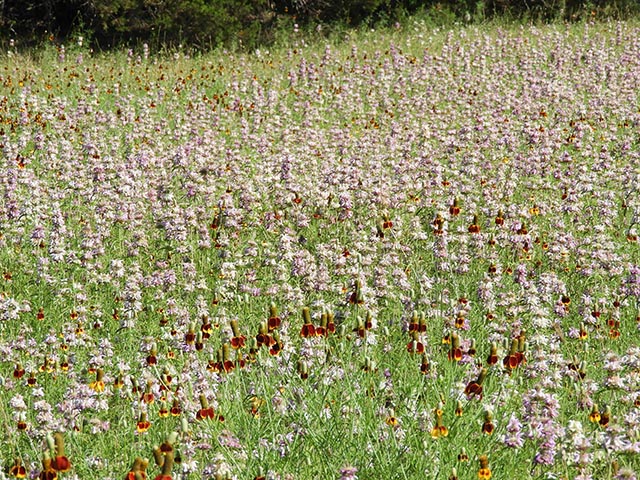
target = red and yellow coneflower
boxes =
[382,214,393,230]
[361,356,376,373]
[300,307,316,338]
[26,371,38,387]
[170,399,182,417]
[503,334,526,372]
[184,323,196,346]
[385,412,399,429]
[158,401,169,418]
[433,214,445,235]
[348,279,365,305]
[230,319,246,349]
[269,331,283,356]
[449,197,461,216]
[467,338,476,356]
[47,432,71,473]
[89,368,105,392]
[324,312,336,335]
[196,394,216,421]
[516,222,528,235]
[477,455,491,480]
[503,338,520,370]
[141,381,155,404]
[316,310,336,337]
[298,360,309,380]
[354,317,367,339]
[448,332,463,362]
[486,342,499,366]
[408,312,420,333]
[13,363,25,379]
[74,321,84,336]
[39,357,54,374]
[481,410,495,435]
[247,396,266,417]
[152,435,177,480]
[457,448,469,462]
[207,353,221,373]
[468,214,481,234]
[146,343,158,366]
[315,312,327,337]
[430,405,448,438]
[608,317,621,339]
[125,457,148,480]
[579,322,588,340]
[256,321,274,348]
[529,204,540,216]
[136,412,152,433]
[38,452,57,480]
[16,412,28,431]
[200,315,213,339]
[406,331,425,354]
[8,458,27,478]
[517,333,527,364]
[59,357,70,373]
[420,354,430,375]
[455,400,464,417]
[113,371,124,389]
[267,303,281,332]
[194,331,205,351]
[464,368,487,400]
[222,343,234,373]
[599,405,611,428]
[160,368,173,390]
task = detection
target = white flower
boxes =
[180,459,198,474]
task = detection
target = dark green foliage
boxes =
[483,0,640,21]
[273,0,393,24]
[0,0,85,42]
[1,0,640,50]
[84,0,273,49]
[1,0,274,49]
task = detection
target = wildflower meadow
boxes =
[0,19,639,480]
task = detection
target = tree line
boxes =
[1,0,638,50]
